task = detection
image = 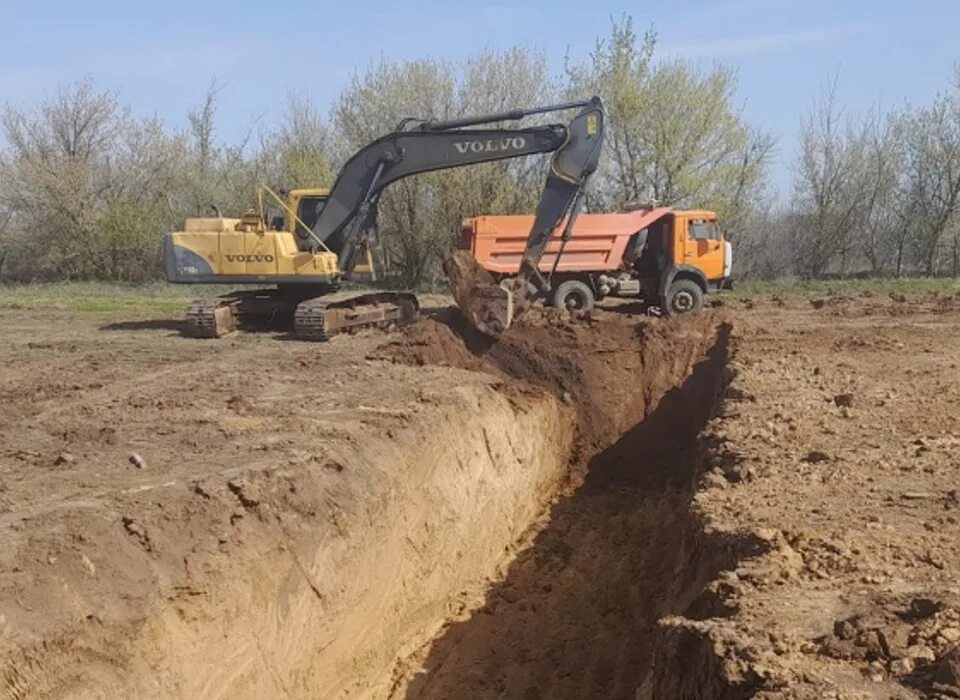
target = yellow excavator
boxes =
[164,97,605,339]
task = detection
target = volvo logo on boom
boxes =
[224,254,274,263]
[453,137,527,155]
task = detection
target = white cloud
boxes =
[662,22,870,59]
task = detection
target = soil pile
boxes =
[381,306,728,469]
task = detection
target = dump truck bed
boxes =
[461,208,671,274]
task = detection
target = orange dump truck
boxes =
[459,206,733,315]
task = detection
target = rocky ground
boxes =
[671,291,960,699]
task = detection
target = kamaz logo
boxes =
[453,137,527,155]
[225,254,274,263]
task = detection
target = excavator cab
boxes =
[287,188,382,281]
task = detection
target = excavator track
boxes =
[185,299,238,338]
[294,292,419,341]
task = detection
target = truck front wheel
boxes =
[663,279,704,316]
[552,279,595,311]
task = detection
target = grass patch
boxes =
[734,277,960,298]
[0,282,235,314]
[2,277,957,315]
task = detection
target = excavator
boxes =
[164,96,605,339]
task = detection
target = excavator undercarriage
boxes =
[184,289,419,340]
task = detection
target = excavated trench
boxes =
[0,308,745,700]
[381,308,746,699]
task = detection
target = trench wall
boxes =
[2,380,573,700]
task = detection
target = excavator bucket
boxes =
[444,250,522,336]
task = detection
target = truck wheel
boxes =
[552,280,595,311]
[664,280,704,316]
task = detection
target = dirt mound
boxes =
[441,250,515,335]
[381,306,726,467]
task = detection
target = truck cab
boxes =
[632,208,733,314]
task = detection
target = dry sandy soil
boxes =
[0,289,959,698]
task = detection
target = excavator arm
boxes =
[443,98,605,334]
[308,96,605,334]
[313,124,565,273]
[515,99,605,290]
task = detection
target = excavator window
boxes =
[267,207,284,231]
[295,196,327,239]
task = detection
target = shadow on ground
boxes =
[99,319,187,333]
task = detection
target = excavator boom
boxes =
[313,125,567,266]
[306,96,605,334]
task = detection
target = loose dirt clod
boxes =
[935,647,960,689]
[382,305,727,465]
[910,597,942,618]
[442,250,517,336]
[833,392,855,407]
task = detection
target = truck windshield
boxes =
[689,220,719,241]
[295,196,327,239]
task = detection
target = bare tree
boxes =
[0,210,10,283]
[894,88,960,275]
[789,75,870,278]
[187,79,220,179]
[565,17,656,207]
[850,108,901,275]
[181,79,261,218]
[333,49,556,286]
[0,78,187,281]
[258,93,334,190]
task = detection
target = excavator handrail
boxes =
[416,99,593,132]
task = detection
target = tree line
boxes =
[1,18,958,285]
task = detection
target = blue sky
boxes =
[2,0,958,197]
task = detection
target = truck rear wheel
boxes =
[552,280,595,311]
[663,279,704,316]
